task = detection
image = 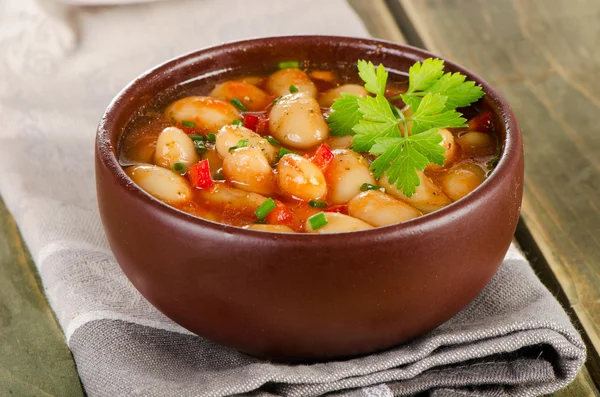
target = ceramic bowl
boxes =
[95,36,523,361]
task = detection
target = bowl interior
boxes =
[98,36,517,238]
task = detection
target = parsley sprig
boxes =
[327,59,484,197]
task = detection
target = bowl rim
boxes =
[96,35,522,239]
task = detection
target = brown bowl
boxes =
[95,36,523,361]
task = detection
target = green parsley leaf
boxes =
[408,93,466,134]
[371,138,429,197]
[369,137,429,197]
[351,95,399,152]
[425,72,485,110]
[400,59,484,111]
[327,93,361,136]
[406,58,445,93]
[324,58,486,198]
[357,60,388,96]
[369,129,445,196]
[409,128,446,165]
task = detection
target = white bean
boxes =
[426,128,457,171]
[269,94,329,149]
[305,212,373,233]
[153,127,199,169]
[325,150,376,204]
[210,80,272,111]
[328,135,354,149]
[196,182,266,212]
[318,84,369,107]
[456,131,496,155]
[379,172,452,214]
[245,224,294,233]
[165,96,240,133]
[222,147,276,195]
[126,164,191,204]
[265,68,316,97]
[276,154,327,201]
[215,125,278,164]
[348,190,422,226]
[438,163,486,201]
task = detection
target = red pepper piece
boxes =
[255,115,270,135]
[243,114,259,131]
[266,200,293,224]
[244,113,270,135]
[467,111,492,132]
[325,205,348,214]
[312,144,334,170]
[187,159,213,189]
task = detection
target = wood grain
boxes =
[391,0,600,393]
[0,198,84,396]
[348,0,406,43]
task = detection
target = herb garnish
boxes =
[172,162,187,175]
[265,136,281,146]
[308,212,328,230]
[194,140,207,155]
[327,59,484,197]
[255,198,277,220]
[360,183,384,192]
[229,139,249,152]
[278,61,301,69]
[230,98,247,111]
[278,147,296,158]
[308,200,327,208]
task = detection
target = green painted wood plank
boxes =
[0,197,84,397]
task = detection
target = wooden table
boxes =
[1,0,598,395]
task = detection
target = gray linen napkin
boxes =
[0,0,586,396]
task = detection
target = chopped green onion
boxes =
[181,120,196,128]
[360,183,384,192]
[230,98,247,111]
[189,135,205,142]
[308,212,328,230]
[265,136,281,146]
[255,198,277,220]
[214,171,226,181]
[278,61,301,69]
[229,139,249,152]
[172,162,187,175]
[206,133,216,143]
[253,218,268,224]
[232,119,242,126]
[278,147,295,158]
[308,200,327,208]
[194,140,207,154]
[489,156,499,168]
[289,84,299,93]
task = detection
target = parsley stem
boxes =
[389,92,426,102]
[393,105,409,137]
